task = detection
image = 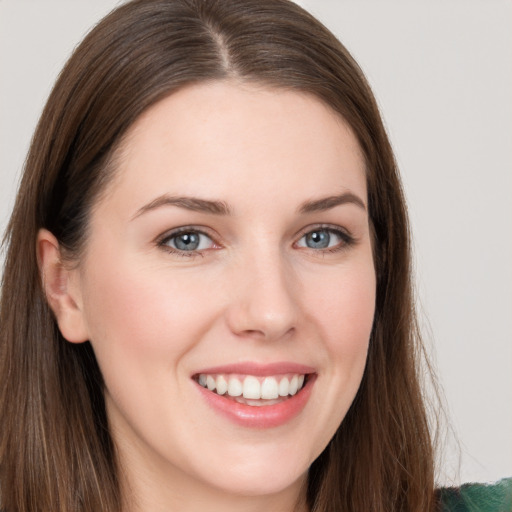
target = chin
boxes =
[202,463,308,498]
[184,438,314,499]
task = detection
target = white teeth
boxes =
[216,375,228,395]
[197,373,307,400]
[261,377,279,399]
[289,375,299,395]
[227,377,243,397]
[206,375,216,391]
[242,376,261,399]
[278,377,289,397]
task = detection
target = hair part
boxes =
[1,1,438,511]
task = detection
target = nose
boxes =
[225,250,299,341]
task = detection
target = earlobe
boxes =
[37,229,89,343]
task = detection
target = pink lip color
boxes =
[194,370,316,429]
[193,361,316,377]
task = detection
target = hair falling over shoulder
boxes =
[0,1,441,510]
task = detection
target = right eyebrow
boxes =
[131,195,232,220]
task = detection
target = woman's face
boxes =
[69,82,376,505]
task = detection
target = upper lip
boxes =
[192,361,316,377]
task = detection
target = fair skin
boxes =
[39,82,376,512]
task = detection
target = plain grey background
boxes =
[1,0,511,486]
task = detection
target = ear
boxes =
[37,229,89,343]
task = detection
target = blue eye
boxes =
[297,228,349,250]
[161,230,214,252]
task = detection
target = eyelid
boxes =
[294,223,353,240]
[294,224,355,250]
[157,225,215,240]
[155,223,355,257]
[156,226,221,255]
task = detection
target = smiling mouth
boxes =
[194,373,309,406]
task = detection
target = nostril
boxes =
[236,326,296,342]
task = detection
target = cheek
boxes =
[305,258,375,404]
[309,262,376,355]
[290,257,375,457]
[80,256,218,377]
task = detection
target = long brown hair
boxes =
[0,1,437,510]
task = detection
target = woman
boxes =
[0,1,510,511]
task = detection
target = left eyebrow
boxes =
[298,192,367,214]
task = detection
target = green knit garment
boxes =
[438,478,512,512]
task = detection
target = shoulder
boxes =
[437,478,512,512]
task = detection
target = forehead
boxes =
[104,81,367,213]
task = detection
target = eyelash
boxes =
[157,227,216,258]
[156,225,355,258]
[296,225,356,254]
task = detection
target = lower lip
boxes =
[195,375,316,429]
